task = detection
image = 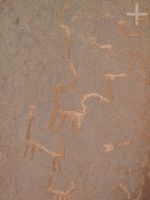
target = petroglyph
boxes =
[118,182,131,199]
[24,106,64,172]
[58,0,113,52]
[103,140,130,153]
[20,0,149,199]
[48,16,78,133]
[50,0,112,135]
[101,72,128,102]
[47,175,75,200]
[105,73,127,80]
[48,93,109,133]
[47,63,77,132]
[59,25,113,51]
[89,36,112,50]
[56,0,112,52]
[60,25,73,62]
[104,144,114,152]
[118,20,140,38]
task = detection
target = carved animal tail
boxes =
[81,92,110,114]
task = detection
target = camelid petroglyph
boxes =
[24,106,65,172]
[57,0,112,53]
[105,73,127,80]
[48,93,110,133]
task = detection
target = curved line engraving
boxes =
[89,36,112,50]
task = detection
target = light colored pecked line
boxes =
[58,23,113,50]
[105,73,127,80]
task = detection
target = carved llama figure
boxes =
[48,92,110,133]
[24,105,65,172]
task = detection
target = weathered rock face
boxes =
[0,0,149,200]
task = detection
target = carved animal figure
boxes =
[48,92,110,133]
[24,106,64,172]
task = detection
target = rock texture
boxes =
[0,0,149,199]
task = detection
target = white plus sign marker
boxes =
[126,3,148,25]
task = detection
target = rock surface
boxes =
[0,0,149,199]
